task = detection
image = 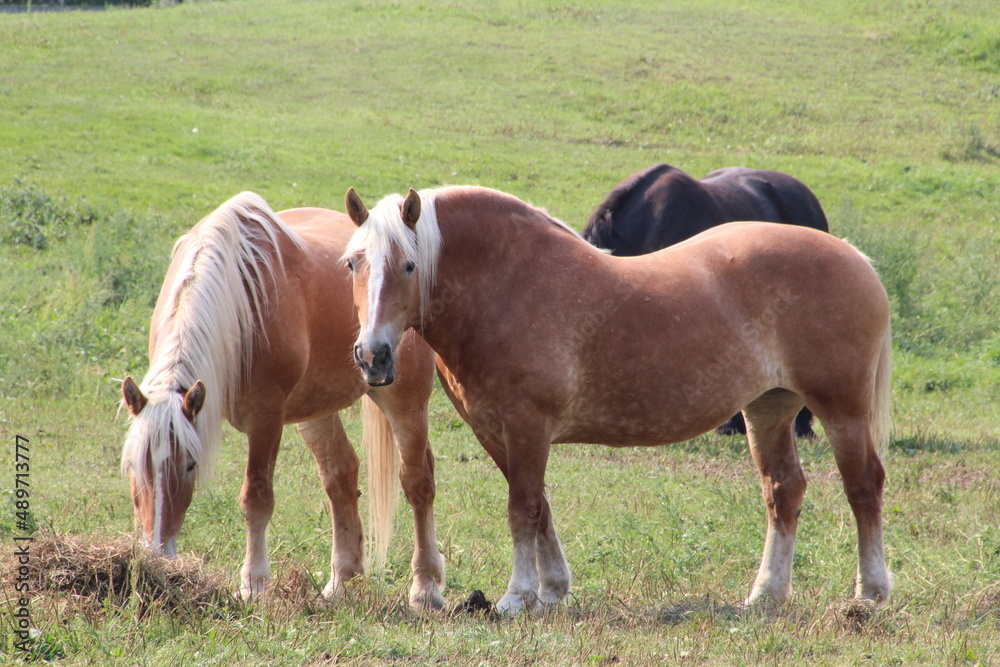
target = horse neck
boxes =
[419,190,590,353]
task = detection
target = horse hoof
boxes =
[741,588,789,611]
[238,572,270,602]
[856,571,892,603]
[321,581,345,600]
[409,584,447,611]
[537,585,568,607]
[496,592,530,617]
[238,586,266,602]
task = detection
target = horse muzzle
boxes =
[142,533,178,558]
[354,342,396,386]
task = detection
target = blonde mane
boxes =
[121,192,304,486]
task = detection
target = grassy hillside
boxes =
[1,1,998,664]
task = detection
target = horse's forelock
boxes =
[345,193,414,265]
[121,389,203,488]
[346,191,443,324]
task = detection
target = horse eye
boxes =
[345,258,355,272]
[186,460,197,473]
[404,260,416,274]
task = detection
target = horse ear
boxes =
[122,376,148,416]
[401,188,421,230]
[182,380,207,421]
[345,187,369,227]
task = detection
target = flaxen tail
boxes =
[871,326,892,456]
[362,394,399,572]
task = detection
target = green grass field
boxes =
[1,0,998,664]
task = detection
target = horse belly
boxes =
[282,369,368,424]
[553,349,768,447]
[550,278,780,446]
[554,396,740,446]
[278,310,369,423]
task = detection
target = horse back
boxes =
[583,164,726,254]
[640,222,886,393]
[702,167,828,232]
[233,208,368,423]
[583,164,828,257]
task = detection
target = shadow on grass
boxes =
[540,592,921,639]
[888,432,983,455]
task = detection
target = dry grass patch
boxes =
[1,532,235,617]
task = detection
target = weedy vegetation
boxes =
[0,0,998,664]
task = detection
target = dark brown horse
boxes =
[345,186,891,616]
[583,164,829,438]
[120,192,445,609]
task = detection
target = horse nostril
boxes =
[374,344,391,367]
[353,344,364,366]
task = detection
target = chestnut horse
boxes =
[119,192,445,608]
[344,186,891,616]
[583,164,830,438]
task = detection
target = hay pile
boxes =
[2,533,235,616]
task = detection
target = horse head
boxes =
[343,187,427,386]
[121,376,205,557]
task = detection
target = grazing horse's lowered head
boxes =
[121,376,207,557]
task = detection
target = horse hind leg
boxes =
[297,414,365,599]
[821,414,891,602]
[742,389,808,606]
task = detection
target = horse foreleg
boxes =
[369,377,446,610]
[825,418,891,602]
[496,431,555,617]
[534,493,571,605]
[397,430,446,610]
[297,414,365,599]
[239,419,283,599]
[743,391,807,606]
[464,419,572,607]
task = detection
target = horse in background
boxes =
[582,164,830,438]
[119,192,445,609]
[344,186,891,616]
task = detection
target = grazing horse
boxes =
[583,164,830,437]
[119,192,445,609]
[343,186,891,616]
